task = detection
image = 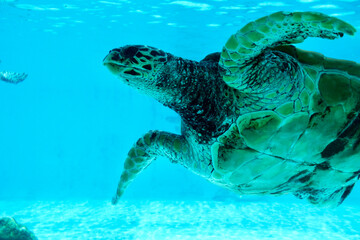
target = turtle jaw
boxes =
[103,52,128,75]
[103,61,124,75]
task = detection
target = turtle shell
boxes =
[211,45,360,207]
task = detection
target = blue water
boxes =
[0,0,360,239]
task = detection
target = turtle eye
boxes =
[150,50,165,57]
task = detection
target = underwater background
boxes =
[1,0,360,239]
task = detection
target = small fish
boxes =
[0,71,27,84]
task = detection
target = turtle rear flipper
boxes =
[295,183,357,208]
[219,11,356,91]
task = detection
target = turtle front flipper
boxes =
[112,131,189,204]
[220,11,356,90]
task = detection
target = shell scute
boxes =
[324,58,360,78]
[267,112,309,158]
[290,105,348,162]
[236,111,282,153]
[241,159,313,193]
[318,73,351,105]
[228,154,283,186]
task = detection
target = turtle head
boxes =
[103,45,172,89]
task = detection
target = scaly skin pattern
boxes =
[104,11,360,207]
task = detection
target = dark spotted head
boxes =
[103,45,171,86]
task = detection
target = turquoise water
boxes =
[1,0,360,239]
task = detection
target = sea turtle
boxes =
[103,11,360,207]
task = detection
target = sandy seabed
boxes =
[0,200,359,240]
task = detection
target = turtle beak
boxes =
[103,52,121,76]
[103,50,121,66]
[103,50,127,75]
